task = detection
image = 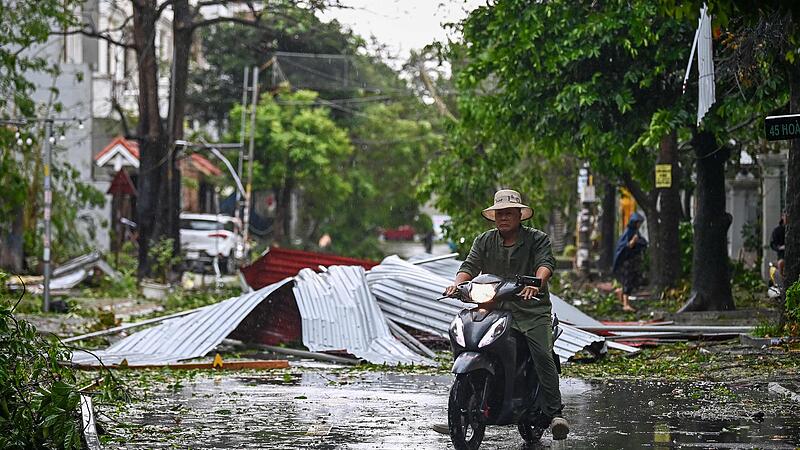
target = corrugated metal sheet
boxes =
[366,256,607,363]
[227,283,302,346]
[293,266,434,366]
[696,4,715,125]
[407,254,604,327]
[408,253,465,280]
[72,279,292,365]
[241,247,378,289]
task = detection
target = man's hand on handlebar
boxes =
[443,285,459,297]
[518,285,540,301]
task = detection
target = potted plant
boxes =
[141,238,179,300]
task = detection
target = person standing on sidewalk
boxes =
[612,212,648,312]
[771,211,787,278]
[432,189,569,440]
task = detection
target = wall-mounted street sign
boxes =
[655,164,672,188]
[765,114,800,141]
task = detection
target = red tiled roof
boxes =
[241,247,378,290]
[95,137,222,178]
[189,153,223,177]
[94,136,139,161]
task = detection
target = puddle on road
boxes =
[101,371,800,449]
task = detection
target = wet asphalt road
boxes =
[101,362,800,449]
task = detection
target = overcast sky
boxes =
[318,0,484,65]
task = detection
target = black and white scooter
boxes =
[441,274,563,449]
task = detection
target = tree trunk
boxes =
[273,178,294,246]
[654,131,682,289]
[643,198,661,291]
[785,62,800,293]
[682,186,693,221]
[0,206,25,272]
[679,130,734,312]
[133,0,167,279]
[598,181,616,274]
[133,0,198,280]
[165,0,193,274]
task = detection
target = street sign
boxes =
[581,185,596,203]
[655,164,672,188]
[765,114,800,141]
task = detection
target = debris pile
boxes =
[71,252,621,368]
[7,251,120,295]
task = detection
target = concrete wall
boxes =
[726,172,760,266]
[23,28,113,253]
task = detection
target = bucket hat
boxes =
[482,189,533,222]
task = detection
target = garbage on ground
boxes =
[6,251,120,295]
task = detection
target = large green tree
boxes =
[229,88,353,244]
[191,15,445,259]
[430,0,696,292]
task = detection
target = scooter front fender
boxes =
[451,351,495,375]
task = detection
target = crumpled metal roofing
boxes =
[409,253,603,327]
[293,266,434,366]
[72,280,291,366]
[408,253,465,280]
[366,256,607,363]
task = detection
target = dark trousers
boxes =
[521,313,563,418]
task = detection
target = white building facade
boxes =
[19,0,173,252]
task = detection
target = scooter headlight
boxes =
[450,316,465,347]
[470,283,497,304]
[478,317,507,348]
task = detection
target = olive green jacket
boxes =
[457,226,556,332]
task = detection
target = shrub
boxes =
[0,273,128,448]
[148,238,180,283]
[786,279,800,323]
[0,275,82,448]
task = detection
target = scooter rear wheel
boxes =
[448,374,487,450]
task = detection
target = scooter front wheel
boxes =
[447,373,487,450]
[517,420,546,444]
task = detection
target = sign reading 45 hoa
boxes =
[765,114,800,141]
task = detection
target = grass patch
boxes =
[563,341,800,381]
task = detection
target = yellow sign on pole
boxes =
[655,164,672,188]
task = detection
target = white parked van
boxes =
[180,213,244,273]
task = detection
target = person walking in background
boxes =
[612,212,648,312]
[771,211,787,278]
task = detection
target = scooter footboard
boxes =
[451,352,495,374]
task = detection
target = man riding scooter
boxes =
[432,189,569,441]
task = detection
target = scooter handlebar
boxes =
[516,275,542,287]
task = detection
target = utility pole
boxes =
[1,116,80,311]
[42,119,54,312]
[234,67,249,230]
[242,66,259,247]
[576,164,596,278]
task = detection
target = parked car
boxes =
[180,213,244,273]
[381,225,416,241]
